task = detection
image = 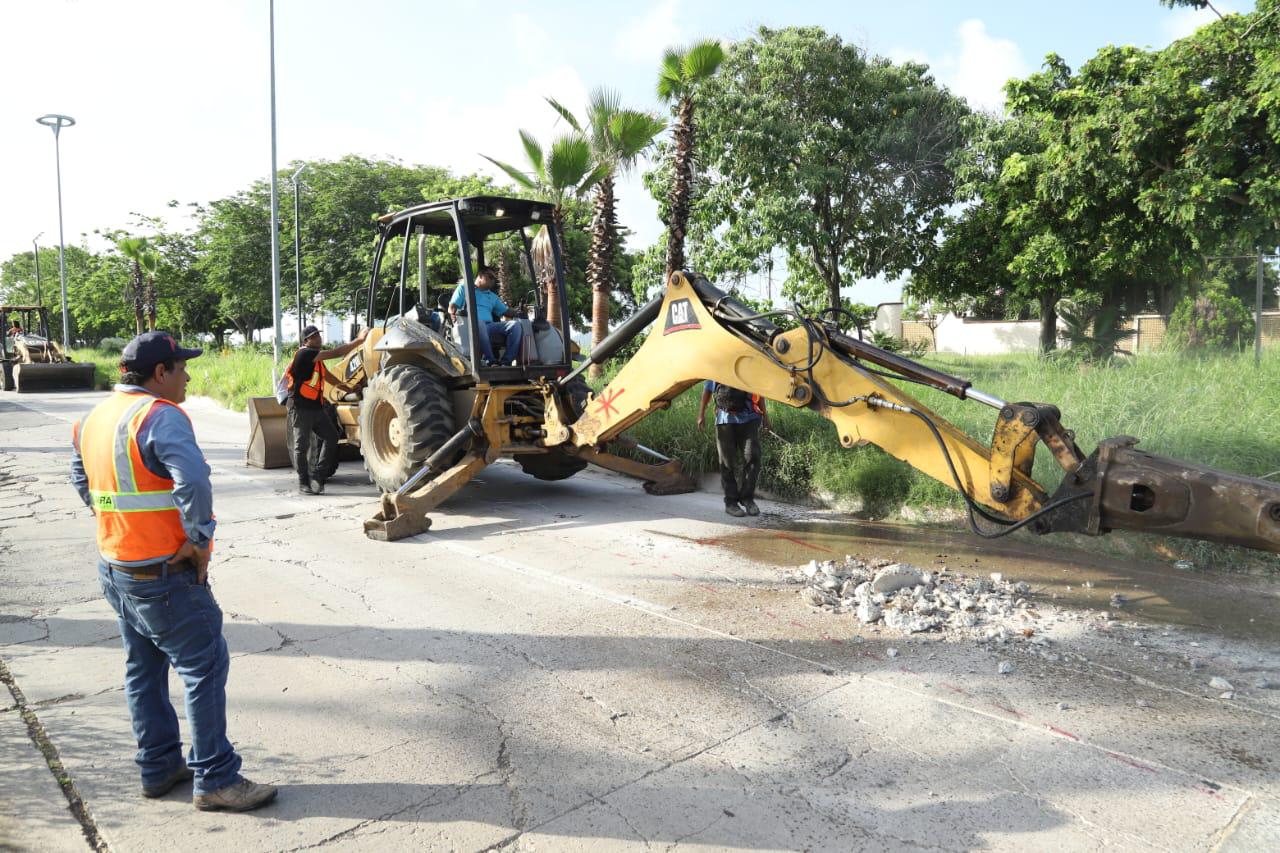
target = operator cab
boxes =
[367,196,573,386]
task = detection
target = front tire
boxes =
[359,363,456,492]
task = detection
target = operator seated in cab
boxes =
[447,267,525,365]
[7,319,23,337]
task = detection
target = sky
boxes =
[0,0,1249,307]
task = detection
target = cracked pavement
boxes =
[1,390,1278,851]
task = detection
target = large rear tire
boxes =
[515,376,591,482]
[359,363,456,492]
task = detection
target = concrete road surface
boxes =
[1,389,1278,852]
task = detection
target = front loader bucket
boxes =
[12,362,96,393]
[246,396,292,468]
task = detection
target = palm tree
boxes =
[657,39,725,280]
[548,90,664,377]
[117,236,159,334]
[483,131,602,336]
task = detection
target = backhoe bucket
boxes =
[11,362,96,393]
[246,396,292,468]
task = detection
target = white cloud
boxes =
[614,0,682,64]
[889,19,1029,114]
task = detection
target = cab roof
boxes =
[377,196,553,240]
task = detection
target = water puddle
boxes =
[651,519,1280,643]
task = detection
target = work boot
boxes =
[193,776,278,812]
[742,499,760,516]
[725,503,747,518]
[142,765,193,798]
[310,478,325,495]
[298,481,317,496]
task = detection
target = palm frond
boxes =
[545,97,583,133]
[610,110,665,160]
[517,129,547,183]
[579,161,612,195]
[482,155,537,190]
[682,39,726,82]
[656,47,685,101]
[546,134,595,195]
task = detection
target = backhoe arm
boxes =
[551,272,1280,554]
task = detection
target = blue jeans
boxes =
[485,320,525,364]
[98,562,242,795]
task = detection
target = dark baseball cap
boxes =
[121,331,203,372]
[301,324,321,340]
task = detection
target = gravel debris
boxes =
[788,556,1051,641]
[998,661,1014,675]
[1209,677,1234,691]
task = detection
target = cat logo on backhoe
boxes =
[663,298,700,335]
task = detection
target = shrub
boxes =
[1166,280,1254,351]
[97,337,128,352]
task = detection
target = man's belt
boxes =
[108,559,194,580]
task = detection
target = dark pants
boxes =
[98,562,242,796]
[289,404,338,484]
[715,418,762,505]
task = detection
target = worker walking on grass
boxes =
[70,331,277,812]
[286,323,366,495]
[697,381,771,517]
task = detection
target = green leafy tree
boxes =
[548,90,664,374]
[689,27,969,312]
[1166,279,1255,351]
[656,39,724,279]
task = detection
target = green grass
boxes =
[73,346,282,411]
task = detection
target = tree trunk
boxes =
[497,239,513,306]
[131,262,145,335]
[546,207,572,338]
[664,96,696,281]
[145,277,157,331]
[1038,290,1059,354]
[587,175,617,379]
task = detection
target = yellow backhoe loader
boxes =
[251,196,1280,557]
[0,306,96,393]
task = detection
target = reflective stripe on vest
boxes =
[77,392,188,563]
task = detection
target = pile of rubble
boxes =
[790,556,1043,639]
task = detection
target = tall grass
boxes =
[73,346,283,411]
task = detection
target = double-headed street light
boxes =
[36,114,75,351]
[291,163,307,342]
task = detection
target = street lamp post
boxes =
[31,233,44,306]
[291,163,307,342]
[36,114,75,351]
[267,0,283,382]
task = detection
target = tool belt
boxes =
[107,559,194,580]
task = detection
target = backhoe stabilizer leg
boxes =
[1039,437,1280,554]
[364,453,490,541]
[573,446,697,495]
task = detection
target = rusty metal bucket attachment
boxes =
[1042,437,1280,553]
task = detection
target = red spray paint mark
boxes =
[788,620,807,629]
[991,702,1025,719]
[941,683,968,696]
[1045,725,1080,742]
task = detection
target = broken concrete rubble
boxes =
[789,556,1040,641]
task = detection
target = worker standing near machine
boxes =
[285,324,366,495]
[697,381,772,517]
[70,331,277,812]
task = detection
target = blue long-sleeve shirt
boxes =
[71,385,216,564]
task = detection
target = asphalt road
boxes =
[1,389,1277,852]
